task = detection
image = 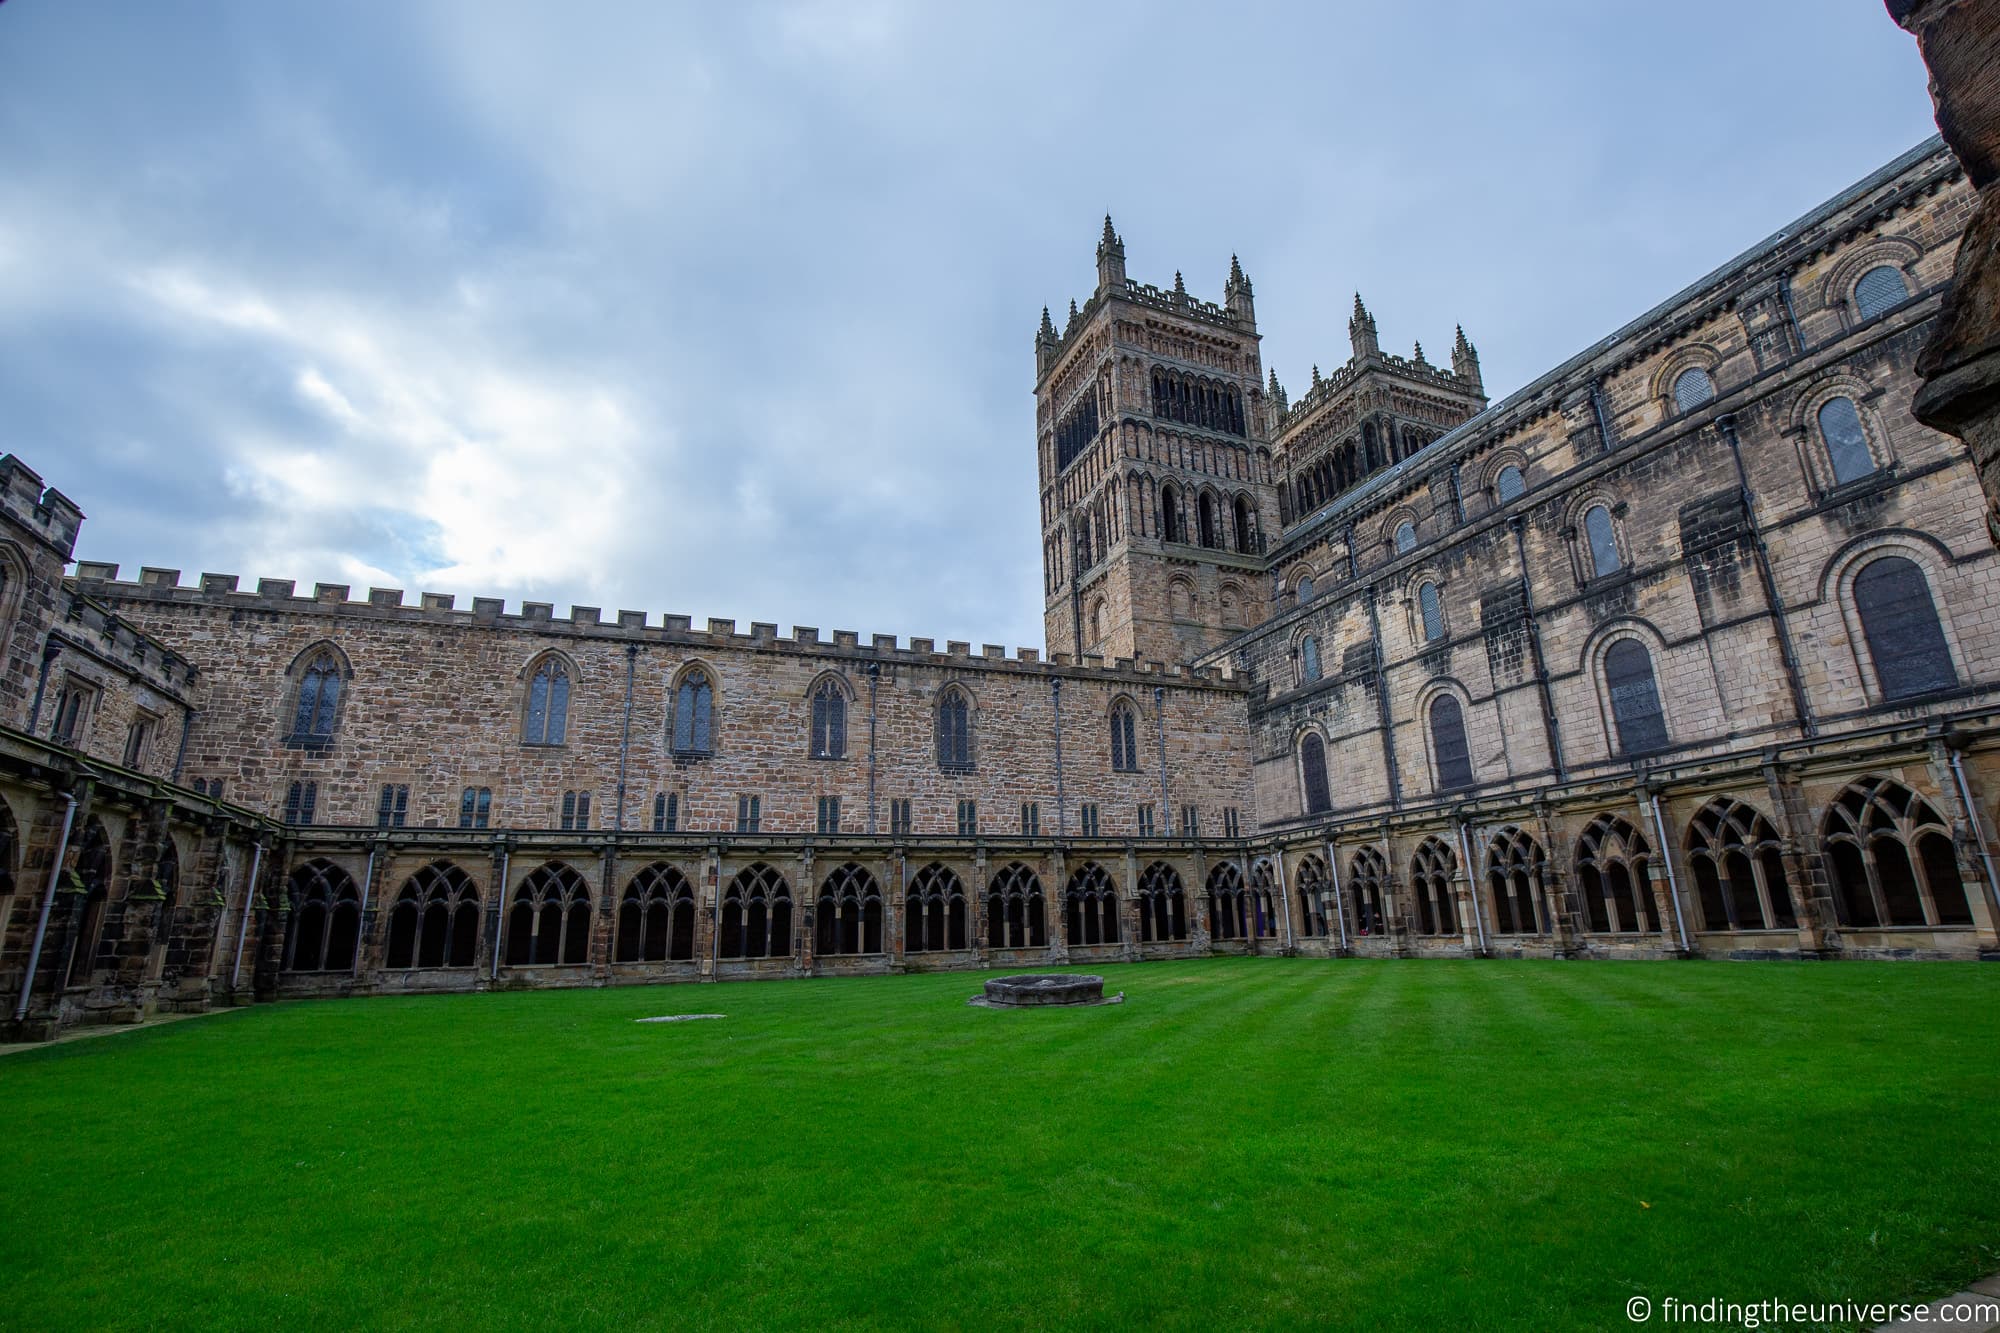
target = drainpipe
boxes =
[228,840,265,990]
[351,841,379,980]
[1509,516,1565,781]
[1945,741,2000,916]
[488,846,511,979]
[1363,587,1401,807]
[13,790,77,1023]
[1717,414,1814,738]
[1273,849,1294,949]
[614,645,638,832]
[1051,677,1067,837]
[1455,815,1488,954]
[866,664,880,835]
[1646,789,1691,953]
[1326,839,1349,952]
[1153,686,1169,827]
[26,642,58,736]
[1589,378,1615,452]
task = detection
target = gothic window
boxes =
[1429,694,1473,791]
[523,656,571,745]
[1161,482,1185,543]
[505,862,592,966]
[283,859,361,973]
[810,677,847,759]
[936,688,973,770]
[1853,556,1956,701]
[289,650,344,742]
[1055,392,1102,471]
[1821,777,1971,928]
[1417,582,1445,642]
[905,863,968,952]
[672,669,715,754]
[1853,264,1909,322]
[1299,733,1331,815]
[1604,639,1669,756]
[1685,799,1795,931]
[1248,860,1279,939]
[1818,397,1876,487]
[1064,862,1120,947]
[1574,815,1657,934]
[1580,505,1621,577]
[1293,854,1330,938]
[385,861,480,969]
[1410,838,1456,936]
[1348,847,1386,935]
[1089,599,1105,646]
[1137,861,1187,942]
[1206,861,1249,941]
[986,862,1047,949]
[1495,464,1526,503]
[1296,575,1315,605]
[617,864,695,963]
[1233,495,1254,553]
[1197,492,1219,549]
[64,818,113,985]
[815,863,883,956]
[1394,521,1417,554]
[1484,827,1545,935]
[719,863,793,959]
[1109,699,1139,772]
[1168,580,1194,621]
[1672,367,1716,413]
[1300,636,1322,684]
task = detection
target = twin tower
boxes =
[1033,218,1488,668]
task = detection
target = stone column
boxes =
[797,846,815,974]
[1761,760,1836,955]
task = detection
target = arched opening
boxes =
[1575,815,1658,934]
[506,862,592,966]
[388,861,480,969]
[1293,854,1330,938]
[65,818,114,985]
[1686,799,1795,931]
[618,864,694,962]
[523,654,572,745]
[1429,695,1473,792]
[1604,639,1669,756]
[1822,778,1971,928]
[986,862,1046,949]
[905,863,967,952]
[1852,556,1955,701]
[1410,838,1457,937]
[672,669,715,754]
[1137,861,1187,942]
[1206,862,1248,941]
[1484,828,1545,935]
[1300,734,1331,815]
[815,863,883,956]
[1064,862,1120,947]
[1347,848,1386,936]
[283,858,362,973]
[720,863,793,959]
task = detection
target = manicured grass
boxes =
[2,960,1997,1330]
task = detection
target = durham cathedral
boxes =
[4,134,1997,1039]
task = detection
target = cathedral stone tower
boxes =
[1036,220,1281,665]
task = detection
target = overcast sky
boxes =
[0,2,1942,650]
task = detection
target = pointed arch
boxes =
[720,863,793,959]
[617,863,695,962]
[521,650,578,746]
[905,863,968,952]
[285,641,352,743]
[1409,837,1457,937]
[815,863,883,956]
[1484,827,1545,935]
[670,661,718,755]
[388,861,481,969]
[506,862,593,966]
[1293,853,1330,938]
[1574,814,1656,934]
[1685,798,1795,931]
[1109,695,1141,772]
[1137,861,1187,942]
[1821,777,1970,929]
[807,670,853,760]
[986,862,1047,949]
[1347,846,1387,936]
[283,858,361,973]
[936,683,974,770]
[65,817,115,985]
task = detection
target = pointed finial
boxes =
[1102,214,1117,246]
[1353,292,1369,320]
[1413,340,1426,364]
[1173,270,1186,299]
[1068,298,1079,320]
[1311,364,1322,386]
[1268,367,1280,392]
[1038,306,1056,341]
[1454,324,1475,356]
[1229,254,1245,285]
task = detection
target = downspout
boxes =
[171,708,197,782]
[1363,587,1401,807]
[1646,789,1692,953]
[1778,275,1808,358]
[1589,378,1615,452]
[1153,686,1169,828]
[13,790,77,1022]
[1945,742,2000,916]
[614,645,638,832]
[1051,677,1066,837]
[1717,414,1815,737]
[1273,849,1293,949]
[488,846,511,979]
[1326,839,1349,952]
[1455,815,1488,954]
[26,642,58,736]
[228,839,265,990]
[351,841,379,980]
[1509,517,1566,780]
[866,664,880,835]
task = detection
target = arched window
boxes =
[1089,599,1105,645]
[1394,521,1416,554]
[291,651,343,740]
[1064,862,1120,947]
[1300,636,1322,684]
[1574,815,1657,934]
[1137,861,1187,942]
[1417,583,1444,642]
[1109,700,1139,772]
[1822,777,1971,928]
[905,863,968,952]
[283,859,361,973]
[672,669,714,754]
[1685,799,1795,932]
[815,863,883,956]
[1410,839,1456,937]
[1296,575,1315,605]
[1233,495,1254,553]
[617,864,695,962]
[1672,367,1716,413]
[1817,396,1876,486]
[65,818,113,984]
[1347,847,1386,935]
[1495,464,1526,503]
[1853,556,1956,701]
[810,677,847,759]
[386,861,480,969]
[1604,639,1669,756]
[1583,505,1621,577]
[1300,733,1331,815]
[1161,483,1185,543]
[719,863,793,959]
[1197,492,1219,549]
[1854,264,1909,321]
[1248,861,1279,939]
[1429,695,1473,791]
[1206,861,1248,941]
[986,862,1047,949]
[1293,854,1330,938]
[936,688,972,769]
[523,656,571,745]
[1484,828,1544,935]
[506,862,592,966]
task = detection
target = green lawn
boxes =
[2,960,1996,1330]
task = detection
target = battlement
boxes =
[68,564,1248,691]
[1277,350,1479,437]
[55,587,199,694]
[1119,277,1236,327]
[0,454,85,559]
